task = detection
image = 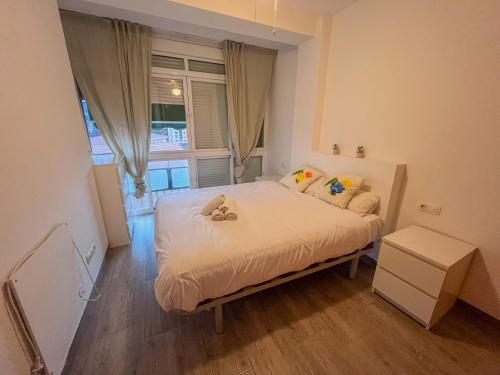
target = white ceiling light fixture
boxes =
[172,87,182,96]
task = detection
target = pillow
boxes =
[314,174,365,208]
[347,191,380,216]
[304,176,325,196]
[279,165,323,192]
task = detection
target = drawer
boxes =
[373,266,436,324]
[378,242,446,298]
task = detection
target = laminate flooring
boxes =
[63,214,500,375]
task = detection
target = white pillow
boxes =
[314,174,366,208]
[279,165,323,192]
[347,191,380,216]
[304,176,325,196]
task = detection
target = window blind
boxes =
[151,77,184,105]
[242,156,263,183]
[191,81,228,149]
[152,55,185,70]
[197,157,230,188]
[188,59,225,75]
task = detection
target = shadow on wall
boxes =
[392,168,408,232]
[87,168,107,253]
[459,252,500,319]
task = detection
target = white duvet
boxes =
[154,181,375,312]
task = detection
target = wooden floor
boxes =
[63,214,500,375]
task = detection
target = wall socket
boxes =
[85,243,96,265]
[418,202,442,216]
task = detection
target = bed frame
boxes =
[174,155,406,333]
[178,244,373,333]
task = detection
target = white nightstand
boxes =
[255,175,282,182]
[372,225,476,329]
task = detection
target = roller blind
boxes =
[152,55,184,70]
[151,77,184,105]
[197,157,230,188]
[242,156,263,183]
[191,80,228,149]
[188,59,225,75]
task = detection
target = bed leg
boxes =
[214,304,223,334]
[349,256,360,279]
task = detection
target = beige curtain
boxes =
[222,40,277,183]
[60,11,151,197]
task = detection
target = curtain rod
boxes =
[152,28,223,49]
[60,9,278,53]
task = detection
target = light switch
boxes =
[418,202,442,215]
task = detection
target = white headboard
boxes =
[302,153,406,235]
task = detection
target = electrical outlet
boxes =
[418,202,442,216]
[85,243,96,265]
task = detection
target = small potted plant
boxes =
[356,145,366,158]
[332,144,340,155]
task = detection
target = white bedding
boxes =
[154,181,381,312]
[362,214,385,243]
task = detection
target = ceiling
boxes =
[286,0,358,15]
[57,0,359,50]
[58,0,313,50]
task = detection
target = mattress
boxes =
[154,181,382,312]
[363,213,385,243]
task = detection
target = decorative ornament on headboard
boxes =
[356,145,366,158]
[332,144,340,155]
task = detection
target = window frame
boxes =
[150,52,234,188]
[81,44,267,209]
[150,73,191,153]
[186,76,230,154]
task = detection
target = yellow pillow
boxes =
[279,165,323,192]
[314,174,366,208]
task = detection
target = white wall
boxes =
[169,0,319,36]
[0,1,108,373]
[289,16,334,168]
[285,0,500,318]
[267,48,298,175]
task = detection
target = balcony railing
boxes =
[124,165,190,215]
[127,187,189,214]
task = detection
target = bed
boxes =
[154,156,406,333]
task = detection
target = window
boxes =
[256,122,264,148]
[152,54,184,70]
[80,97,113,157]
[149,159,190,191]
[146,51,266,204]
[188,59,225,75]
[191,80,228,149]
[196,157,231,188]
[81,46,266,215]
[148,73,231,199]
[150,77,188,152]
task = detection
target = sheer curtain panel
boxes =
[61,11,151,197]
[222,40,276,183]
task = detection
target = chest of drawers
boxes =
[372,225,476,329]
